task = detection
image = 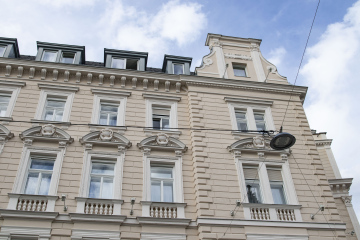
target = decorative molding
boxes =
[154,79,159,91]
[91,88,131,97]
[64,70,69,82]
[137,134,187,153]
[71,229,121,240]
[141,233,186,240]
[29,67,35,79]
[0,124,14,142]
[98,74,104,85]
[137,217,191,226]
[41,68,47,80]
[110,75,115,87]
[224,53,252,60]
[224,97,273,106]
[38,83,79,92]
[120,76,126,87]
[176,82,181,93]
[52,69,58,81]
[75,72,81,83]
[87,73,92,84]
[17,66,23,78]
[0,209,58,220]
[79,129,131,151]
[132,77,137,89]
[315,139,332,146]
[228,136,289,155]
[143,78,148,90]
[165,81,170,92]
[142,93,181,102]
[5,65,11,76]
[329,178,352,198]
[0,80,26,87]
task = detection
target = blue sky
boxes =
[1,0,360,222]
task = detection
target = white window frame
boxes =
[111,57,139,70]
[35,86,77,122]
[150,165,174,202]
[144,97,179,130]
[0,45,7,57]
[88,160,115,199]
[143,155,184,203]
[79,151,124,200]
[232,63,247,77]
[0,86,21,118]
[226,99,275,132]
[12,146,65,196]
[172,63,184,75]
[91,93,127,126]
[41,50,58,62]
[60,51,76,64]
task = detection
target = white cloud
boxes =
[301,0,360,219]
[96,0,207,66]
[268,47,287,67]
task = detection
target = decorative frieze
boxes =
[132,77,137,89]
[87,73,92,84]
[224,53,252,60]
[52,69,58,81]
[176,82,181,93]
[29,67,35,79]
[64,70,70,82]
[143,78,148,90]
[110,75,115,87]
[98,74,104,85]
[17,66,23,78]
[76,72,81,83]
[165,81,170,92]
[41,69,47,80]
[5,65,11,77]
[121,76,126,88]
[154,79,159,91]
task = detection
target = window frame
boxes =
[111,57,139,70]
[172,63,185,75]
[232,63,247,77]
[0,45,7,57]
[150,165,174,202]
[0,85,22,119]
[79,152,124,200]
[41,50,58,62]
[42,96,67,122]
[145,98,178,130]
[143,156,184,203]
[60,51,77,64]
[88,160,115,199]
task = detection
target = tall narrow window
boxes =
[254,111,266,131]
[61,52,76,64]
[233,64,247,77]
[89,162,115,199]
[152,106,170,130]
[41,51,58,62]
[151,166,174,202]
[235,109,248,131]
[267,167,286,204]
[24,156,55,195]
[111,58,126,69]
[0,46,6,57]
[43,97,66,121]
[173,63,184,75]
[0,93,11,117]
[243,166,262,203]
[99,103,118,126]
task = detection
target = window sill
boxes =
[140,201,187,219]
[7,193,59,212]
[88,124,127,134]
[75,197,124,215]
[31,119,71,129]
[144,128,182,138]
[242,203,302,222]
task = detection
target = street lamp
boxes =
[270,127,296,150]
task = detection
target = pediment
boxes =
[0,124,14,142]
[227,136,289,155]
[137,133,187,155]
[79,128,131,152]
[19,124,73,147]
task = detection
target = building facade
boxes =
[0,33,358,240]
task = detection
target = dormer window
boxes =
[41,50,57,62]
[173,63,184,75]
[36,41,85,64]
[105,49,148,71]
[0,37,20,58]
[60,52,76,64]
[0,46,6,57]
[111,57,139,70]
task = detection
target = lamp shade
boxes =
[270,132,296,150]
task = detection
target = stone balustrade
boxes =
[7,193,58,212]
[141,201,186,219]
[243,203,302,222]
[75,197,123,215]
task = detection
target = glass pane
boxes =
[0,95,10,104]
[126,59,138,70]
[42,51,57,62]
[38,173,52,195]
[271,184,286,204]
[256,121,266,131]
[91,163,114,175]
[101,104,118,113]
[54,110,64,121]
[173,64,184,75]
[24,172,39,194]
[163,181,173,202]
[162,118,170,129]
[99,113,108,125]
[152,118,161,129]
[234,68,246,77]
[44,110,54,121]
[254,114,265,121]
[47,100,65,108]
[101,178,114,199]
[30,159,54,170]
[235,112,246,119]
[111,58,125,69]
[151,181,161,202]
[89,177,101,198]
[109,114,117,126]
[151,167,172,178]
[0,46,6,57]
[246,182,262,203]
[61,52,75,64]
[237,121,248,131]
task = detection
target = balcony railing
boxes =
[75,197,124,215]
[141,201,186,219]
[243,203,302,222]
[7,193,58,212]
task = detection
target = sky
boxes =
[1,0,360,223]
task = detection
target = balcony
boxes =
[243,203,302,222]
[141,201,186,219]
[7,193,58,212]
[75,197,124,215]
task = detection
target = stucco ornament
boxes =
[41,124,56,136]
[156,133,170,145]
[100,128,113,141]
[253,136,265,148]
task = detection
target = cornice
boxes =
[224,97,273,106]
[0,79,26,87]
[315,139,332,146]
[91,88,131,97]
[137,216,191,226]
[69,213,127,223]
[142,93,181,102]
[38,83,79,92]
[0,209,58,220]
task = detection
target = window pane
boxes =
[61,52,76,64]
[109,114,117,126]
[162,118,170,129]
[99,113,108,125]
[91,163,114,175]
[47,100,65,108]
[151,167,173,179]
[163,181,173,202]
[44,110,54,121]
[24,172,39,194]
[173,64,184,75]
[256,122,266,131]
[30,159,54,170]
[152,118,161,129]
[246,182,262,203]
[151,181,161,201]
[42,51,57,62]
[89,177,101,198]
[111,58,125,69]
[101,104,118,113]
[233,65,246,77]
[0,95,10,117]
[0,46,6,57]
[271,184,286,204]
[101,178,114,199]
[254,113,265,121]
[38,173,52,195]
[54,110,64,121]
[126,59,138,70]
[237,121,248,131]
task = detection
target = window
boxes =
[267,167,286,204]
[233,64,247,77]
[151,166,174,202]
[152,106,170,130]
[173,63,184,75]
[99,103,118,126]
[43,97,66,121]
[235,109,248,131]
[89,162,115,199]
[111,57,139,70]
[0,93,11,117]
[254,111,266,131]
[0,46,6,57]
[24,155,55,195]
[60,52,76,64]
[243,166,262,203]
[41,50,58,62]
